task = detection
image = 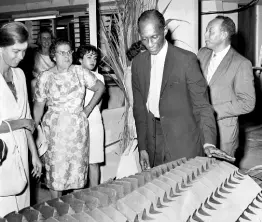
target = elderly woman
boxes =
[33,39,105,198]
[0,22,42,217]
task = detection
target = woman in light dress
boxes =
[75,45,105,187]
[0,22,42,217]
[31,28,55,97]
[31,29,55,96]
[33,39,105,198]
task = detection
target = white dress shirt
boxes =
[205,45,231,148]
[147,41,168,118]
[207,45,231,84]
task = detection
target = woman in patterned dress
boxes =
[33,39,105,198]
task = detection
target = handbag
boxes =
[116,139,142,179]
[36,122,48,157]
[0,120,27,197]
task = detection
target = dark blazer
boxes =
[197,47,255,155]
[132,43,217,161]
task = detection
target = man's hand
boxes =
[140,150,150,171]
[204,146,236,162]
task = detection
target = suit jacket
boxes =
[132,43,217,161]
[197,47,255,155]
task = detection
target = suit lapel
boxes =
[209,47,234,85]
[160,44,173,95]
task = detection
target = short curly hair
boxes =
[126,40,146,61]
[75,44,98,64]
[49,39,72,63]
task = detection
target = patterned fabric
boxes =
[35,65,97,191]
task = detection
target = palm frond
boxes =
[99,0,157,153]
[169,25,180,34]
[161,0,172,15]
[155,0,159,10]
[165,18,190,26]
[174,39,194,51]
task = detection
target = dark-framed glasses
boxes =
[56,50,73,57]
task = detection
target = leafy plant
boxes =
[100,0,158,154]
[100,0,157,97]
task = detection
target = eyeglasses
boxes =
[56,50,73,57]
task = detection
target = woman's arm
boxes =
[84,80,105,117]
[0,119,35,134]
[25,130,42,177]
[31,78,37,100]
[33,101,46,126]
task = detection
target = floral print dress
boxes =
[35,65,97,191]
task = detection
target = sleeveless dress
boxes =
[33,52,55,78]
[85,72,105,164]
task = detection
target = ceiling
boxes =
[0,0,259,7]
[203,0,257,3]
[0,0,260,20]
[0,0,115,20]
[0,0,42,5]
[0,0,258,6]
[203,0,262,5]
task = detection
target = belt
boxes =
[154,117,160,121]
[149,111,160,121]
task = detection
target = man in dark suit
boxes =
[132,9,220,170]
[198,16,255,157]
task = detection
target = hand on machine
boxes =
[204,146,236,163]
